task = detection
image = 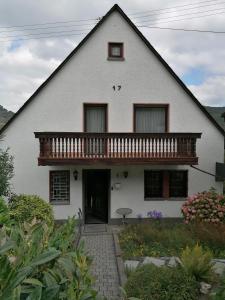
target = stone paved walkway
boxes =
[81,224,120,300]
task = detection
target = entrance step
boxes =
[83,224,111,235]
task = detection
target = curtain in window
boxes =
[135,107,166,133]
[85,106,106,155]
[111,46,121,57]
[85,107,105,133]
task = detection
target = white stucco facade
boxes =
[0,7,224,221]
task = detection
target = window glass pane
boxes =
[111,46,121,57]
[135,107,166,133]
[85,106,105,133]
[85,106,106,155]
[145,171,163,198]
[169,171,187,197]
[50,171,70,202]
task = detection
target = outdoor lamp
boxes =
[73,170,78,181]
[123,171,128,178]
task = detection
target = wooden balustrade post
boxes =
[42,138,51,157]
[35,132,201,165]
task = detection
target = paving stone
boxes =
[124,260,140,270]
[167,256,181,267]
[142,256,166,267]
[200,282,212,294]
[81,226,120,300]
[212,261,225,275]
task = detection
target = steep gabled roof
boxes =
[1,4,224,136]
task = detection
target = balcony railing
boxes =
[34,132,202,165]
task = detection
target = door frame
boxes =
[82,169,111,224]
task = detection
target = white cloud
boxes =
[189,76,225,106]
[0,0,225,111]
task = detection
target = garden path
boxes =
[81,224,121,300]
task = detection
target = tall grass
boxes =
[119,222,225,259]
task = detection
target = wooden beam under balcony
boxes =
[34,132,202,166]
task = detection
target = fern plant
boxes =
[180,244,214,282]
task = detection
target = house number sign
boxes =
[112,85,122,91]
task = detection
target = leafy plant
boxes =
[0,218,98,299]
[211,274,225,299]
[50,216,77,252]
[125,264,199,300]
[0,148,14,197]
[182,188,225,224]
[0,196,11,226]
[180,244,214,282]
[9,194,54,228]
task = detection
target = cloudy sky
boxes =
[0,0,225,112]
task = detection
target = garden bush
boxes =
[125,264,199,300]
[182,188,225,224]
[0,148,14,196]
[50,216,77,252]
[0,218,97,299]
[180,244,214,282]
[0,196,10,226]
[9,194,54,228]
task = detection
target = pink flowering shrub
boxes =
[182,188,225,224]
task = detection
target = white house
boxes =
[0,4,224,224]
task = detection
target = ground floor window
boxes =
[50,170,70,203]
[144,170,187,199]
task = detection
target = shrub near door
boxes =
[9,194,54,228]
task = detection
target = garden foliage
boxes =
[125,264,199,300]
[9,194,54,228]
[0,148,13,196]
[180,244,214,282]
[182,188,225,224]
[0,217,97,300]
[212,274,225,299]
[119,222,225,259]
[0,196,10,226]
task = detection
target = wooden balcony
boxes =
[34,132,202,166]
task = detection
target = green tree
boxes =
[0,148,14,196]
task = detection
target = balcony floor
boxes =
[38,156,198,166]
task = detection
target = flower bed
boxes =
[119,222,225,259]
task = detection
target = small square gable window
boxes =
[108,42,124,60]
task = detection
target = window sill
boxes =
[50,201,70,205]
[144,197,186,202]
[107,57,125,61]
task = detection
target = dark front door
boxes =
[83,170,110,224]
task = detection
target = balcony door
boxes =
[84,104,107,155]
